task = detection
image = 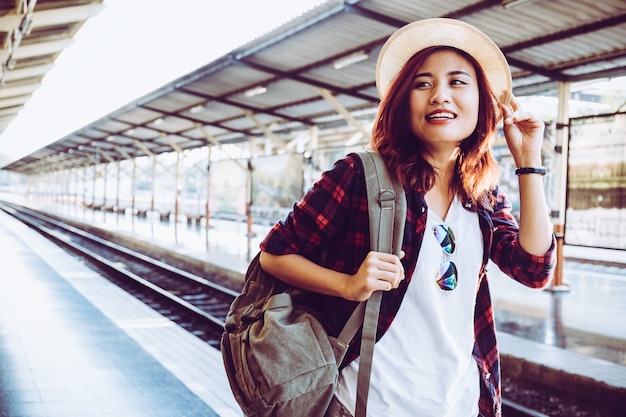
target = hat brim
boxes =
[376,18,512,105]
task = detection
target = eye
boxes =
[413,80,431,89]
[451,79,468,86]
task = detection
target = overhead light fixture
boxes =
[190,104,204,113]
[106,136,115,142]
[244,85,268,98]
[153,118,164,125]
[501,0,539,9]
[333,50,369,70]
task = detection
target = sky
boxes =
[0,0,325,161]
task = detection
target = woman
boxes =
[259,18,555,417]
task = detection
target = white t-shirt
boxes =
[335,197,484,416]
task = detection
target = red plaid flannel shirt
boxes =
[260,153,556,417]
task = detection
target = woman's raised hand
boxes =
[500,95,545,168]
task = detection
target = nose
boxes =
[430,83,451,104]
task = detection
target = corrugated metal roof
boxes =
[3,0,626,174]
[0,0,104,135]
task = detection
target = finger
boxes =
[375,262,401,277]
[511,111,532,122]
[369,264,400,288]
[377,280,394,292]
[512,112,545,129]
[368,251,404,285]
[500,102,514,122]
[387,263,405,287]
[378,276,399,290]
[396,255,405,281]
[371,251,401,267]
[510,95,520,112]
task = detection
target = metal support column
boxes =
[131,158,137,217]
[304,125,319,192]
[115,160,121,212]
[246,137,255,238]
[73,168,79,208]
[550,81,571,291]
[174,150,181,231]
[150,155,156,213]
[205,146,212,231]
[91,165,97,207]
[102,162,108,210]
[83,166,88,212]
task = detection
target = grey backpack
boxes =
[220,150,406,417]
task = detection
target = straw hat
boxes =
[376,18,512,105]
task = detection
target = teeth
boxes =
[427,112,455,120]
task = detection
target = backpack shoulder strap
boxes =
[342,150,406,417]
[354,150,406,256]
[338,151,406,344]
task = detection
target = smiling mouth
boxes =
[426,111,456,121]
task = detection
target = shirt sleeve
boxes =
[260,154,369,267]
[489,187,556,288]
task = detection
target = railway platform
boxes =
[0,209,240,417]
[1,195,626,416]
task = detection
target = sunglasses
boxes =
[433,224,458,291]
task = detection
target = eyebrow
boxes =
[414,70,473,78]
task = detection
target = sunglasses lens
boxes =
[433,224,455,254]
[436,261,458,291]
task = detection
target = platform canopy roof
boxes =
[4,0,626,174]
[0,0,104,137]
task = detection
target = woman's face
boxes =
[408,49,480,151]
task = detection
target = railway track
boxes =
[502,399,550,417]
[0,201,239,348]
[0,201,556,417]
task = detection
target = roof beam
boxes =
[30,3,105,28]
[502,13,626,55]
[3,62,53,81]
[317,87,371,140]
[114,145,134,161]
[178,87,313,126]
[98,149,117,164]
[566,65,626,84]
[138,103,263,138]
[160,132,184,153]
[508,57,568,82]
[234,58,378,103]
[8,38,74,60]
[502,13,626,83]
[195,122,248,171]
[241,109,287,150]
[133,140,155,158]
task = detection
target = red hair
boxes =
[372,46,501,209]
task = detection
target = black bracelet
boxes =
[515,167,547,176]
